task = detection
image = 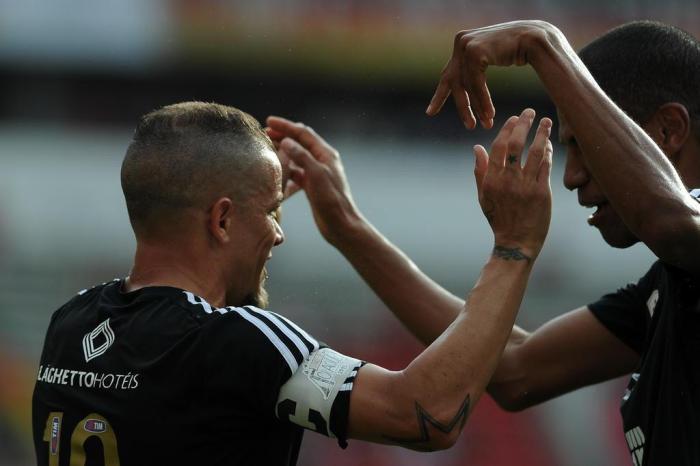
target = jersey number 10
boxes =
[42,412,120,465]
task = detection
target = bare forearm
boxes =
[332,218,463,345]
[281,108,552,449]
[395,254,532,437]
[347,252,535,450]
[487,307,639,411]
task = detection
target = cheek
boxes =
[256,221,277,249]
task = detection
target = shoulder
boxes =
[75,278,122,300]
[192,300,320,375]
[50,279,120,322]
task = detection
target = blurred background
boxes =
[1,1,699,465]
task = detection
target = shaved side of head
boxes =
[121,102,274,238]
[580,21,700,139]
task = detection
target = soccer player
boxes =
[32,102,553,465]
[271,21,699,466]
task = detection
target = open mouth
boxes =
[585,202,608,226]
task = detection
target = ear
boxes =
[208,197,234,244]
[644,103,691,158]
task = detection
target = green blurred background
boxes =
[1,1,698,465]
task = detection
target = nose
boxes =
[273,220,285,246]
[563,148,589,191]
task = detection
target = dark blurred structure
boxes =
[6,0,698,137]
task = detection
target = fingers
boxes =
[488,115,520,167]
[523,117,553,179]
[265,127,285,142]
[505,109,536,169]
[266,116,333,160]
[458,65,480,129]
[458,36,496,129]
[279,138,322,178]
[451,83,476,129]
[462,56,495,128]
[473,144,489,194]
[426,78,451,116]
[537,139,554,186]
[475,82,494,129]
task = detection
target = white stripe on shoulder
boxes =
[231,307,299,373]
[266,309,319,351]
[184,291,214,314]
[245,307,314,360]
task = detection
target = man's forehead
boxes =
[263,147,283,179]
[257,147,284,199]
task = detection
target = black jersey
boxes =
[32,279,357,466]
[589,261,700,466]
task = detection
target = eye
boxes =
[268,207,281,223]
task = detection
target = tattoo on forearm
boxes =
[493,245,532,262]
[382,395,470,451]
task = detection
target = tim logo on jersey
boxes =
[84,419,107,433]
[50,416,60,455]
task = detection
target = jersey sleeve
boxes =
[275,346,364,448]
[588,262,661,354]
[199,305,321,424]
[200,305,363,447]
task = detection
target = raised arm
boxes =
[267,112,640,421]
[428,20,700,272]
[266,117,462,345]
[268,111,552,449]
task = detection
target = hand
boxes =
[426,20,562,129]
[265,123,302,200]
[474,108,553,259]
[265,116,362,245]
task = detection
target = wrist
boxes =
[523,21,566,68]
[491,243,539,264]
[323,208,369,248]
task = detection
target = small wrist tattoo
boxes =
[507,154,518,164]
[493,245,532,262]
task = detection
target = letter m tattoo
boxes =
[383,395,471,451]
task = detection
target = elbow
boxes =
[383,413,463,452]
[423,431,461,452]
[488,386,534,413]
[489,389,533,412]
[398,414,464,452]
[487,343,535,412]
[387,408,467,452]
[388,376,471,451]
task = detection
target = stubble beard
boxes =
[241,266,269,308]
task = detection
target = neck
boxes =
[677,138,700,189]
[126,238,228,308]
